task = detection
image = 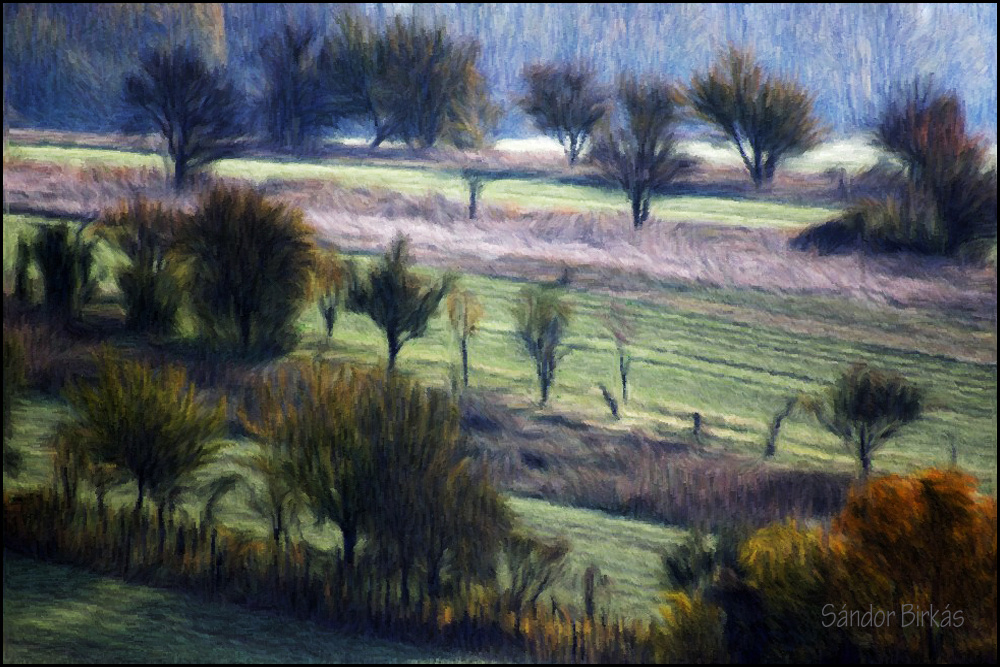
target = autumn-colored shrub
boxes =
[830,469,997,662]
[175,185,317,356]
[715,469,997,663]
[95,197,183,335]
[59,348,226,525]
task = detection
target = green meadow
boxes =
[2,134,995,658]
[8,142,838,228]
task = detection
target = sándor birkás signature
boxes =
[823,604,965,629]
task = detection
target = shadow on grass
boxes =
[2,552,487,664]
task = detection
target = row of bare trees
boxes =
[124,14,497,188]
[521,48,825,228]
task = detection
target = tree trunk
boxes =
[427,557,442,600]
[620,354,628,404]
[400,559,411,610]
[134,479,145,515]
[752,151,765,189]
[157,500,167,559]
[461,337,469,387]
[387,334,400,373]
[173,154,186,191]
[765,398,797,458]
[859,433,872,481]
[631,193,644,230]
[239,312,253,354]
[342,523,357,568]
[468,185,477,220]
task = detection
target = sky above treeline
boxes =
[4,3,997,136]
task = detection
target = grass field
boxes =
[6,143,839,228]
[2,133,995,658]
[4,394,688,623]
[2,553,491,664]
[4,212,996,489]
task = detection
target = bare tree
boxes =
[512,285,572,406]
[260,23,336,149]
[519,62,608,166]
[688,47,825,188]
[591,74,686,229]
[124,45,244,190]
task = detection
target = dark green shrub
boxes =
[174,185,317,356]
[591,74,686,230]
[95,198,183,335]
[31,222,97,321]
[688,47,825,188]
[798,363,925,480]
[3,333,26,477]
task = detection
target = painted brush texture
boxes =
[3,3,996,664]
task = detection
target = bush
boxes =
[174,185,317,356]
[95,198,183,335]
[798,363,924,480]
[519,61,608,166]
[728,469,997,663]
[830,469,997,662]
[31,222,98,321]
[241,361,375,565]
[357,370,512,604]
[876,79,997,257]
[3,333,27,477]
[512,285,571,406]
[447,287,484,387]
[124,45,244,189]
[312,250,346,340]
[60,347,226,520]
[346,234,453,371]
[688,47,825,188]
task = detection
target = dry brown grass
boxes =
[461,390,852,530]
[2,157,176,219]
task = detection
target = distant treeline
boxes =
[3,3,997,136]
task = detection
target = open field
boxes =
[3,129,996,660]
[4,211,995,490]
[6,142,839,228]
[2,553,491,664]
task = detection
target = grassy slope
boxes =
[7,143,837,228]
[4,396,688,623]
[2,133,994,645]
[4,212,996,488]
[2,553,490,664]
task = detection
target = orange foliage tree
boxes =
[667,469,997,663]
[831,469,997,662]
